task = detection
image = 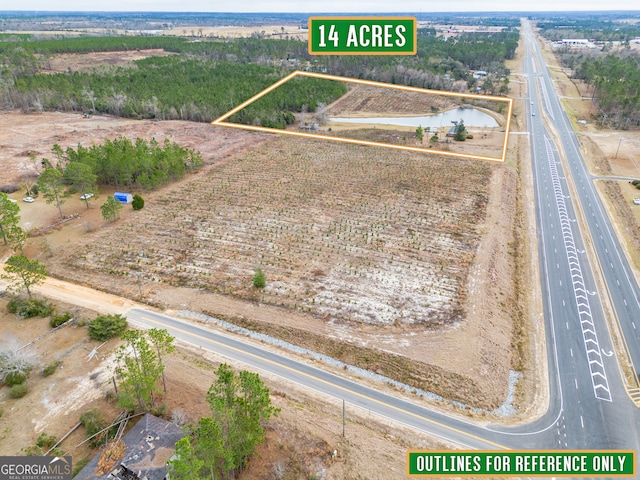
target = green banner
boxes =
[406,451,636,477]
[308,17,416,55]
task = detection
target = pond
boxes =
[329,107,499,129]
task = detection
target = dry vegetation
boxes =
[0,106,520,418]
[38,131,523,410]
[51,136,491,328]
[326,85,458,116]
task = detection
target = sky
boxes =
[3,0,640,12]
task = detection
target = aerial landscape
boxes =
[0,3,639,479]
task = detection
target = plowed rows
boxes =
[61,136,491,326]
[328,85,456,116]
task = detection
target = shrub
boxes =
[50,312,71,328]
[7,297,54,319]
[4,371,28,386]
[42,361,60,377]
[80,409,107,447]
[252,268,266,289]
[36,432,57,449]
[466,134,474,140]
[88,314,128,341]
[132,194,145,211]
[22,445,43,456]
[632,179,640,186]
[10,383,29,398]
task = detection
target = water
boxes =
[329,107,499,129]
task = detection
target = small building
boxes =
[74,414,183,480]
[114,192,133,203]
[561,38,589,46]
[473,71,487,79]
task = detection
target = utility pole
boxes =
[342,399,346,438]
[615,138,622,159]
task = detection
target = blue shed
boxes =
[114,192,133,203]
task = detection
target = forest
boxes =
[573,54,640,128]
[48,136,203,191]
[0,28,518,123]
[537,19,640,129]
[536,17,640,42]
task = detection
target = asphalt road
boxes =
[522,20,640,451]
[0,18,633,474]
[120,24,640,460]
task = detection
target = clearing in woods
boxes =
[215,71,513,162]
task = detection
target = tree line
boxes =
[536,18,640,42]
[572,54,639,128]
[8,57,345,124]
[0,30,519,123]
[48,136,203,191]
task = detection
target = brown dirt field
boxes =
[162,25,307,41]
[38,49,176,74]
[327,85,459,116]
[0,109,520,412]
[0,28,538,478]
[48,139,513,406]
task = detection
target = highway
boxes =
[0,17,631,471]
[119,23,640,459]
[521,20,640,451]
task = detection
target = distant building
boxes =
[74,414,183,480]
[561,38,589,45]
[473,71,488,79]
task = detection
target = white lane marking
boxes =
[544,136,611,402]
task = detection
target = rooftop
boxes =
[74,414,183,480]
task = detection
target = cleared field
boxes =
[326,85,457,116]
[54,136,491,327]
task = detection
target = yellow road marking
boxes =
[134,312,509,450]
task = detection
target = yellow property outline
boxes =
[212,70,513,163]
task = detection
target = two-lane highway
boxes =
[120,24,640,456]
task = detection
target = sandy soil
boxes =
[0,297,444,479]
[0,107,519,411]
[0,111,264,189]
